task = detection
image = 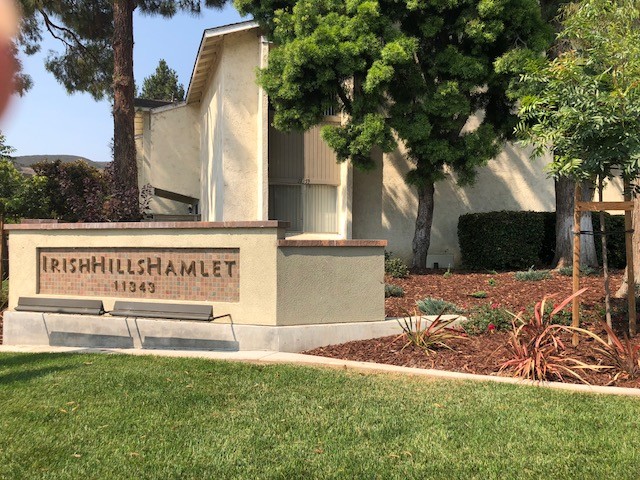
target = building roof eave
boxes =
[185,20,260,105]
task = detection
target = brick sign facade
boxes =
[38,248,239,302]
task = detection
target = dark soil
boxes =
[307,269,640,389]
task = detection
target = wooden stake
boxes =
[624,180,636,336]
[572,183,582,346]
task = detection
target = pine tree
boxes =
[141,59,185,102]
[16,1,228,219]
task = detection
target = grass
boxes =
[1,353,640,479]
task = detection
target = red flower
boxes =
[488,323,496,333]
[491,302,500,309]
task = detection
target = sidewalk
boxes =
[1,344,639,397]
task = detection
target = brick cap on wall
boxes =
[278,239,387,247]
[6,220,291,231]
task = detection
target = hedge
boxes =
[458,211,546,270]
[458,210,625,270]
[592,213,627,269]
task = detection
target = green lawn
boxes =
[1,353,640,479]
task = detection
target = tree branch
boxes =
[38,8,100,64]
[335,79,352,115]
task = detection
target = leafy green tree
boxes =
[0,132,14,158]
[236,0,551,267]
[16,1,228,219]
[510,0,640,330]
[141,59,185,102]
[512,0,640,182]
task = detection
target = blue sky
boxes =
[1,4,244,163]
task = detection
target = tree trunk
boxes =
[579,180,598,267]
[553,177,574,268]
[616,192,640,298]
[112,0,139,219]
[411,182,435,269]
[553,177,598,268]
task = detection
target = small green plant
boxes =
[416,297,464,315]
[514,267,551,282]
[384,283,405,298]
[384,251,409,279]
[443,267,452,279]
[499,289,605,382]
[0,278,7,311]
[470,291,488,299]
[557,265,597,277]
[397,313,465,355]
[487,278,497,287]
[463,303,512,335]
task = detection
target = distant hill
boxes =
[12,155,108,176]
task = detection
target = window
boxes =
[268,115,340,233]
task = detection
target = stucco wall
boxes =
[200,29,261,222]
[353,142,625,265]
[6,224,386,334]
[136,105,200,215]
[276,244,385,326]
[199,47,221,221]
[148,105,200,199]
[7,224,281,326]
[353,144,555,264]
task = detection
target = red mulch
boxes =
[306,269,640,389]
[384,269,624,317]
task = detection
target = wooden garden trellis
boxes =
[572,182,636,345]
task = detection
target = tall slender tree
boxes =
[141,59,185,102]
[16,1,228,219]
[511,0,640,330]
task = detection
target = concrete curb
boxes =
[1,345,639,397]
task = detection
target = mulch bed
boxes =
[384,269,624,317]
[307,269,640,389]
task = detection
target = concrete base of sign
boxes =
[3,312,464,353]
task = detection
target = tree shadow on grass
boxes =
[0,353,78,385]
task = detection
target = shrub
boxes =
[458,211,626,270]
[384,284,404,298]
[592,213,626,269]
[539,211,557,266]
[488,278,497,287]
[463,303,512,335]
[514,268,551,281]
[416,297,463,315]
[397,314,465,355]
[572,320,640,381]
[0,278,7,311]
[384,251,409,278]
[458,211,546,270]
[557,265,597,277]
[499,289,604,382]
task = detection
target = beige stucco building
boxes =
[136,20,559,267]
